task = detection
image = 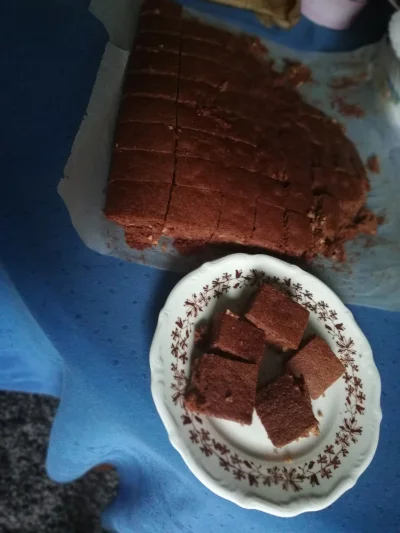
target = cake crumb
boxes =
[331,96,364,118]
[284,455,293,464]
[194,324,208,347]
[317,409,323,417]
[282,59,313,87]
[367,154,380,174]
[330,72,367,90]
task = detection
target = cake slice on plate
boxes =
[256,373,319,448]
[210,310,265,365]
[286,336,345,399]
[246,283,309,350]
[185,353,258,425]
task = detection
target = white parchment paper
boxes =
[59,4,400,310]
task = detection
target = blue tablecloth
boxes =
[1,2,399,532]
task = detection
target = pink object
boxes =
[301,0,367,30]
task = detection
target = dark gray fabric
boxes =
[0,392,118,533]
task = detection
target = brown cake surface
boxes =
[212,194,255,244]
[118,96,176,126]
[221,167,262,200]
[114,122,175,153]
[286,336,345,399]
[109,150,174,183]
[175,157,228,191]
[256,374,319,448]
[286,183,313,215]
[245,284,309,350]
[250,204,285,253]
[105,181,170,226]
[127,49,179,76]
[124,72,178,99]
[210,310,265,364]
[286,211,313,257]
[135,31,181,54]
[164,185,222,239]
[104,0,375,257]
[185,353,258,425]
[124,224,162,250]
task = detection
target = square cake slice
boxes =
[127,49,179,76]
[175,157,228,191]
[109,150,174,183]
[185,354,257,425]
[256,374,319,448]
[182,37,233,67]
[118,96,176,126]
[177,129,255,170]
[285,211,313,258]
[212,194,255,244]
[124,73,178,100]
[286,182,313,215]
[180,55,229,88]
[104,181,170,227]
[178,79,216,107]
[114,122,175,153]
[222,168,261,200]
[211,310,265,364]
[177,105,257,145]
[257,177,286,209]
[317,194,341,240]
[164,185,222,239]
[286,336,345,399]
[245,284,309,350]
[249,204,285,254]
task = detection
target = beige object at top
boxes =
[209,0,300,29]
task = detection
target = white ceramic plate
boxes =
[150,254,382,517]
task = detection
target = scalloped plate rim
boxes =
[150,253,382,517]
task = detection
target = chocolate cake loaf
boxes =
[104,0,373,260]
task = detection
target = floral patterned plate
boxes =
[150,254,381,516]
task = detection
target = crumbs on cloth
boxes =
[367,155,380,174]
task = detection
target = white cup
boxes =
[301,0,368,30]
[389,8,400,60]
[377,10,400,125]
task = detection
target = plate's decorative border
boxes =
[170,269,364,492]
